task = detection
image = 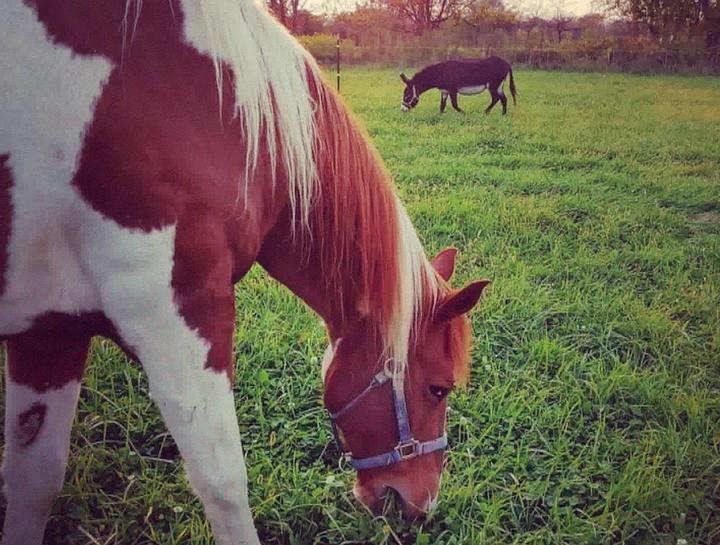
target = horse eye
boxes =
[429,385,450,400]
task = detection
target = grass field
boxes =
[2,68,720,545]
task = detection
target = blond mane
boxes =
[127,0,439,384]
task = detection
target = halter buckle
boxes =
[395,440,419,461]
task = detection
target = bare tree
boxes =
[550,2,574,42]
[384,0,472,34]
[268,0,303,32]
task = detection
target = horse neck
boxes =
[258,76,437,366]
[256,211,360,340]
[256,189,436,358]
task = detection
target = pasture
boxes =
[2,68,719,544]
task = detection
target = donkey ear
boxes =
[431,247,458,282]
[400,73,410,85]
[436,280,490,323]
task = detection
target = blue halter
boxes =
[328,369,448,470]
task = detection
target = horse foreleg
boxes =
[440,90,448,113]
[146,359,257,545]
[92,222,260,545]
[1,334,89,545]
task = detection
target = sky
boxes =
[511,0,598,17]
[307,0,600,18]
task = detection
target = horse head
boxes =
[323,248,488,518]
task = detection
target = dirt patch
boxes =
[689,211,720,224]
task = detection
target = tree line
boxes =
[267,0,719,72]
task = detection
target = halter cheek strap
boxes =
[328,368,448,470]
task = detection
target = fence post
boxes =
[336,36,341,93]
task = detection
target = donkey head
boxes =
[400,73,419,112]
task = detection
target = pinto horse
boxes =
[0,1,488,544]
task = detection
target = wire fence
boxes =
[302,39,720,75]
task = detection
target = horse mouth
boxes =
[353,481,434,520]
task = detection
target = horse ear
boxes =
[400,73,410,85]
[436,280,490,323]
[431,247,458,282]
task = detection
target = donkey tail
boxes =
[509,68,517,106]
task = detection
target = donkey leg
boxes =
[2,333,90,545]
[440,90,448,113]
[91,222,260,545]
[484,91,500,115]
[450,90,463,113]
[497,82,508,114]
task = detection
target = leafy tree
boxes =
[330,3,400,44]
[576,14,606,32]
[294,10,326,35]
[601,0,704,42]
[463,0,519,33]
[519,15,544,39]
[699,0,720,50]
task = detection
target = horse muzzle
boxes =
[353,479,437,519]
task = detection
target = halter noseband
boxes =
[402,85,419,110]
[328,368,448,470]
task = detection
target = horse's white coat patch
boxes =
[1,3,260,544]
[0,0,113,334]
[2,378,82,545]
[458,85,487,95]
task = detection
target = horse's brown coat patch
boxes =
[0,154,13,297]
[17,402,47,447]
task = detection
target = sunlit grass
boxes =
[2,68,719,544]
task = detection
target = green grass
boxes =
[2,68,720,544]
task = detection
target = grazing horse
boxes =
[0,1,488,544]
[400,57,517,114]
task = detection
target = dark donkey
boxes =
[400,56,517,114]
